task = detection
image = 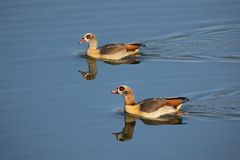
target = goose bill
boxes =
[79,38,85,44]
[111,90,119,94]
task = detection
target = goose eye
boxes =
[119,86,125,91]
[86,34,91,39]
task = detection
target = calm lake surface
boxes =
[1,0,240,160]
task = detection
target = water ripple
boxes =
[142,23,240,62]
[185,85,240,120]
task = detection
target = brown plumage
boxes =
[112,85,189,119]
[139,97,188,113]
[79,33,144,60]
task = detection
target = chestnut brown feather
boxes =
[125,43,143,51]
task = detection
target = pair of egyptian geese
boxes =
[79,33,189,119]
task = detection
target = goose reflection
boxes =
[79,56,141,80]
[112,113,183,142]
[79,58,97,80]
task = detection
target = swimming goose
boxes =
[111,85,189,119]
[79,33,143,60]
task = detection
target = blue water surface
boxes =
[0,0,240,160]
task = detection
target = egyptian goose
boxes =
[79,33,143,60]
[111,85,189,119]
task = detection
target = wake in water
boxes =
[139,24,240,119]
[141,23,240,62]
[184,84,240,120]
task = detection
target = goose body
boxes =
[112,85,189,119]
[79,33,143,60]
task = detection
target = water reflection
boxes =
[79,56,141,80]
[112,113,183,142]
[79,58,98,80]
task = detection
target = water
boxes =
[1,0,240,160]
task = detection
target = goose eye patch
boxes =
[86,34,91,39]
[119,86,125,91]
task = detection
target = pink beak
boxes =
[79,38,85,44]
[111,89,119,94]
